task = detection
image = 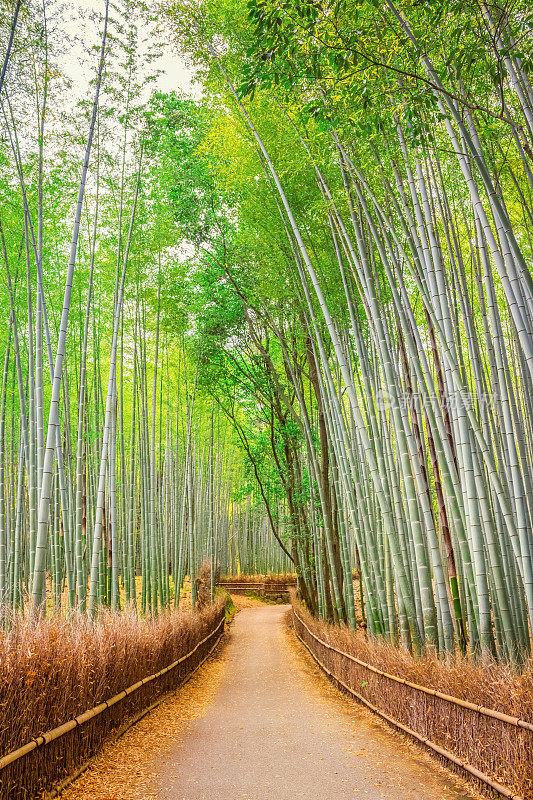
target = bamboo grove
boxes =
[2,0,533,666]
[0,0,288,624]
[161,0,533,663]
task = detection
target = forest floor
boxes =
[59,599,478,800]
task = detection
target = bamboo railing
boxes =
[293,609,532,800]
[0,613,225,800]
[218,578,296,596]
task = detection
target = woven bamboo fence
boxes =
[0,612,225,800]
[218,577,296,598]
[293,609,532,800]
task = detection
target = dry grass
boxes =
[0,599,225,800]
[219,573,296,603]
[61,635,229,800]
[230,593,270,610]
[292,597,533,800]
[219,573,296,585]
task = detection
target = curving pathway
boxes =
[151,604,473,800]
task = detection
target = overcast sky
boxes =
[58,0,200,105]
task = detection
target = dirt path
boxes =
[63,604,475,800]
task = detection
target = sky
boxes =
[58,0,201,105]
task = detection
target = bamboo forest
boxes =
[1,1,533,798]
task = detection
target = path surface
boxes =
[150,604,473,800]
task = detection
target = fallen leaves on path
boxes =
[283,613,480,800]
[59,642,228,800]
[229,593,274,611]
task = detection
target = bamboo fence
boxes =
[0,612,225,800]
[293,609,532,800]
[218,577,296,597]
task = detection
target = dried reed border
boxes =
[0,611,225,800]
[219,584,294,595]
[292,608,532,800]
[219,574,297,584]
[218,577,296,595]
[43,619,226,800]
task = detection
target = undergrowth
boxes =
[292,597,533,717]
[219,573,296,585]
[0,599,225,757]
[292,596,533,799]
